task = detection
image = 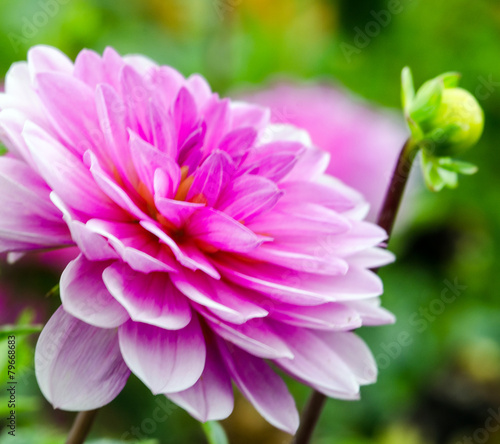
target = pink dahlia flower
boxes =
[241,83,408,221]
[0,46,394,433]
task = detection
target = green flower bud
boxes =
[420,87,484,157]
[401,67,484,191]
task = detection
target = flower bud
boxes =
[420,87,484,157]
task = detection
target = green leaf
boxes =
[201,421,230,444]
[436,71,462,88]
[0,324,43,340]
[401,66,415,115]
[410,77,443,124]
[437,158,478,175]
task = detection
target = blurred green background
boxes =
[1,0,500,443]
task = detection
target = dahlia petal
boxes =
[87,151,150,221]
[217,339,299,434]
[103,262,192,330]
[154,197,203,228]
[149,101,177,158]
[170,269,238,315]
[278,181,358,213]
[74,49,105,88]
[129,131,176,195]
[0,108,39,167]
[244,142,305,183]
[230,101,270,131]
[346,247,396,268]
[0,157,72,252]
[174,87,198,147]
[60,254,129,328]
[217,175,283,222]
[187,151,235,206]
[247,203,351,239]
[23,122,122,219]
[219,127,257,163]
[153,164,181,200]
[271,302,362,331]
[86,219,178,273]
[35,72,99,153]
[347,298,396,326]
[35,307,130,411]
[123,54,158,75]
[172,270,267,324]
[273,324,359,396]
[185,74,213,109]
[186,208,265,253]
[177,125,205,171]
[202,98,231,153]
[27,45,73,78]
[217,256,382,303]
[95,83,133,177]
[314,331,378,385]
[283,145,330,182]
[167,342,234,422]
[201,311,294,359]
[150,66,185,113]
[244,243,349,276]
[118,317,206,394]
[102,47,125,89]
[120,65,152,141]
[141,220,220,277]
[4,62,34,100]
[50,193,119,261]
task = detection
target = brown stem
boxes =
[66,410,99,444]
[291,138,417,444]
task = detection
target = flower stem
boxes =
[377,138,418,237]
[291,137,418,444]
[66,410,99,444]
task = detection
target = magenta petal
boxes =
[244,243,349,276]
[60,254,129,328]
[86,219,178,273]
[217,174,283,222]
[0,157,72,252]
[167,342,234,422]
[347,298,396,326]
[73,49,105,88]
[201,311,293,359]
[155,197,203,229]
[140,220,220,278]
[28,45,73,77]
[129,131,176,195]
[186,151,235,206]
[94,83,133,178]
[217,338,299,434]
[88,151,151,221]
[22,122,122,219]
[314,331,378,385]
[273,324,359,396]
[35,307,130,411]
[218,127,257,163]
[35,72,98,152]
[103,262,192,330]
[186,208,265,253]
[50,193,118,261]
[172,270,267,324]
[271,302,362,331]
[118,317,206,394]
